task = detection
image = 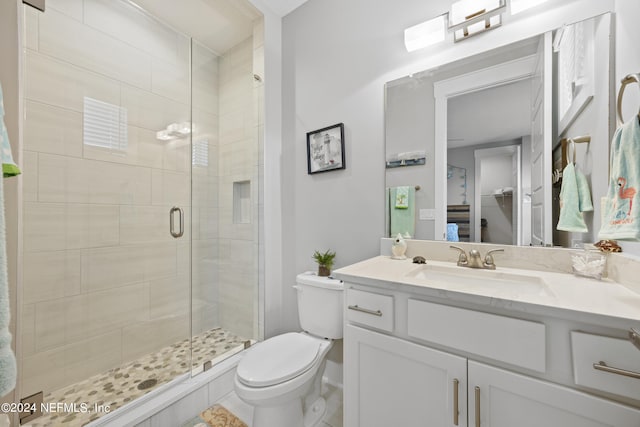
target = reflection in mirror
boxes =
[385,13,613,247]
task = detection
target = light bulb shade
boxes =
[404,15,446,52]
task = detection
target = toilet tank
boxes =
[295,272,344,339]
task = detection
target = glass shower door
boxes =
[19,0,192,424]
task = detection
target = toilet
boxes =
[234,272,344,427]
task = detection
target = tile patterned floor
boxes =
[25,328,249,427]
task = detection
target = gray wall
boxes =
[281,0,452,331]
[281,0,640,331]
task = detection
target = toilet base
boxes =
[253,398,303,427]
[252,396,326,427]
[303,396,326,427]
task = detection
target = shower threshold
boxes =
[23,327,249,427]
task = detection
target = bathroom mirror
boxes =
[385,13,613,247]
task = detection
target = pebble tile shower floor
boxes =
[24,328,249,427]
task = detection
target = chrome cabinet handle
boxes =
[475,386,481,427]
[453,378,459,426]
[169,206,184,238]
[593,361,640,380]
[347,305,382,317]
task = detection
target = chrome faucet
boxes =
[449,246,504,270]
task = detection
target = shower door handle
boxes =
[169,207,184,238]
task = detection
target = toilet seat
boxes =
[237,333,323,387]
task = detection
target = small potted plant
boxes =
[313,249,336,277]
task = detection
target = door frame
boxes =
[434,55,536,241]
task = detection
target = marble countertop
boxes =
[334,256,640,325]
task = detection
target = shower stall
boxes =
[16,0,263,425]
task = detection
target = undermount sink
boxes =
[405,263,554,298]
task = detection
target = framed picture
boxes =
[306,123,345,174]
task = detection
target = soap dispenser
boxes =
[391,233,407,260]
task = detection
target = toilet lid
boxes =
[237,333,322,387]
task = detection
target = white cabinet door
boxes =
[344,324,467,427]
[469,361,640,427]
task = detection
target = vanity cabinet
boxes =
[344,324,467,427]
[469,361,640,427]
[343,286,640,427]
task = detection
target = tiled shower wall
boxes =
[215,21,263,340]
[19,0,262,399]
[20,0,194,396]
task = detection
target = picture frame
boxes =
[306,123,345,174]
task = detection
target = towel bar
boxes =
[616,73,640,126]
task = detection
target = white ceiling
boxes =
[132,0,262,54]
[447,79,532,149]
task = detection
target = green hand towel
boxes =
[557,163,588,233]
[575,166,593,213]
[389,187,415,238]
[395,186,410,209]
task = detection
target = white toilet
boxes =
[234,272,344,427]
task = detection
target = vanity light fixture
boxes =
[449,0,506,42]
[156,122,191,141]
[405,0,551,50]
[404,14,446,52]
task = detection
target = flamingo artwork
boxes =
[617,177,637,216]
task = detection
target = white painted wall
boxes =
[280,0,638,333]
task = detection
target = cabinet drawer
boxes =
[571,331,640,400]
[346,288,394,332]
[408,299,546,372]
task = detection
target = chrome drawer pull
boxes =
[475,386,481,427]
[347,305,382,317]
[593,361,640,379]
[453,378,459,425]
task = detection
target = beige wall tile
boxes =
[81,243,176,292]
[192,175,218,209]
[48,0,83,21]
[151,169,191,207]
[22,330,122,396]
[120,205,173,244]
[84,0,187,62]
[149,275,190,321]
[20,304,36,357]
[121,83,189,132]
[39,8,152,90]
[24,202,120,251]
[24,100,83,157]
[218,269,254,339]
[25,50,120,113]
[192,43,219,116]
[24,202,66,252]
[23,250,81,304]
[253,18,264,50]
[23,151,38,202]
[152,57,190,104]
[87,160,152,205]
[34,283,148,352]
[24,6,39,51]
[121,315,189,363]
[38,154,89,203]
